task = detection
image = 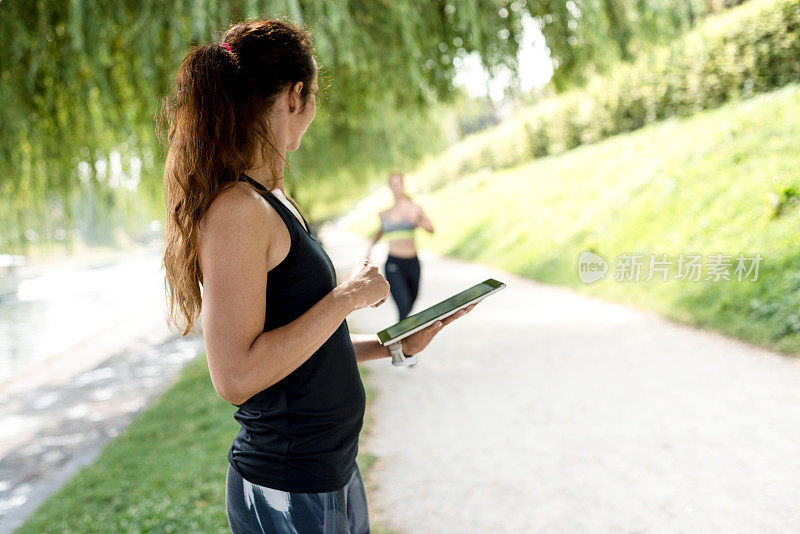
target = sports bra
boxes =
[226,174,366,493]
[380,213,418,241]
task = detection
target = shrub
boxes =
[415,0,800,192]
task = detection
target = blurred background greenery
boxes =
[0,0,752,253]
[341,0,800,354]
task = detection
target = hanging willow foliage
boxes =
[0,0,723,250]
[532,0,746,89]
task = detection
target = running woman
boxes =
[366,172,435,321]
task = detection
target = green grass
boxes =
[347,84,800,354]
[18,354,394,533]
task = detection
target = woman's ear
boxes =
[289,81,304,113]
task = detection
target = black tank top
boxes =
[226,174,366,493]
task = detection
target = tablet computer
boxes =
[377,278,506,345]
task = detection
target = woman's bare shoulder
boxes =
[202,182,265,224]
[197,181,275,247]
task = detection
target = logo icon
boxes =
[578,251,608,284]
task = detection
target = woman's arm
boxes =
[198,187,388,405]
[350,334,390,362]
[350,303,476,363]
[415,204,435,234]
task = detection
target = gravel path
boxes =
[320,223,800,534]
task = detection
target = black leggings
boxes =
[384,254,421,321]
[226,463,370,533]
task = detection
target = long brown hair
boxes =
[158,19,316,336]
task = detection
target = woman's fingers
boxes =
[401,302,480,356]
[437,302,477,327]
[440,307,470,326]
[422,321,444,342]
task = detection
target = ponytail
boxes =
[158,19,316,336]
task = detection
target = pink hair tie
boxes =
[220,42,232,53]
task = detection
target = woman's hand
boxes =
[337,259,391,310]
[401,302,477,356]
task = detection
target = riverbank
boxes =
[14,353,395,533]
[0,328,201,533]
[0,245,208,532]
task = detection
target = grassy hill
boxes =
[346,85,800,354]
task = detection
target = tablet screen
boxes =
[377,278,505,345]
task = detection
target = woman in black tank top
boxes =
[160,19,475,534]
[227,173,368,494]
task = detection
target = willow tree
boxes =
[528,0,746,90]
[0,0,724,249]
